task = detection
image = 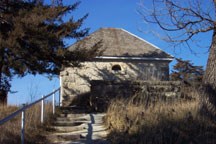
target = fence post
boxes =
[21,104,25,144]
[52,90,55,115]
[41,95,44,123]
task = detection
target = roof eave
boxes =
[94,56,174,62]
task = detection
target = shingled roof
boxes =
[68,28,173,59]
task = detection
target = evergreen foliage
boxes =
[170,58,204,84]
[0,0,100,103]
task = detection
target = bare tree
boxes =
[138,0,216,119]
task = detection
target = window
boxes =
[112,64,121,72]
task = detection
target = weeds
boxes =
[0,102,53,144]
[106,87,216,144]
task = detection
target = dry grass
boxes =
[0,102,54,144]
[106,88,216,144]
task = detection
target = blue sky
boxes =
[8,0,211,105]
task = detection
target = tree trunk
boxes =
[201,25,216,119]
[0,64,7,105]
[0,71,7,105]
[0,48,7,105]
[0,90,7,105]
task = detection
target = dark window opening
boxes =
[112,64,121,71]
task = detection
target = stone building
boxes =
[60,28,174,106]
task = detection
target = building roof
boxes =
[68,28,173,60]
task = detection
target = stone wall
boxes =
[60,60,170,106]
[90,80,181,111]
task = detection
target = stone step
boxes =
[46,134,81,143]
[52,123,107,133]
[56,116,88,121]
[49,126,108,136]
[58,113,86,118]
[48,129,108,138]
[55,117,90,122]
[52,124,86,132]
[46,112,109,143]
[47,130,109,143]
[57,113,106,118]
[54,120,104,126]
[80,130,109,139]
[53,121,86,127]
[49,139,109,144]
[56,113,105,121]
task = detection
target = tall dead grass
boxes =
[106,88,216,144]
[0,102,53,144]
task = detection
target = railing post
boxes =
[59,87,61,107]
[52,90,55,115]
[41,95,44,123]
[21,104,25,144]
[59,76,62,107]
[0,88,61,144]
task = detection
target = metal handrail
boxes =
[0,87,60,144]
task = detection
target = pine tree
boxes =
[170,58,204,85]
[0,0,100,104]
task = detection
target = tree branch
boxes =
[138,0,214,45]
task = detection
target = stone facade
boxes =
[90,80,181,111]
[60,28,174,106]
[60,60,170,106]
